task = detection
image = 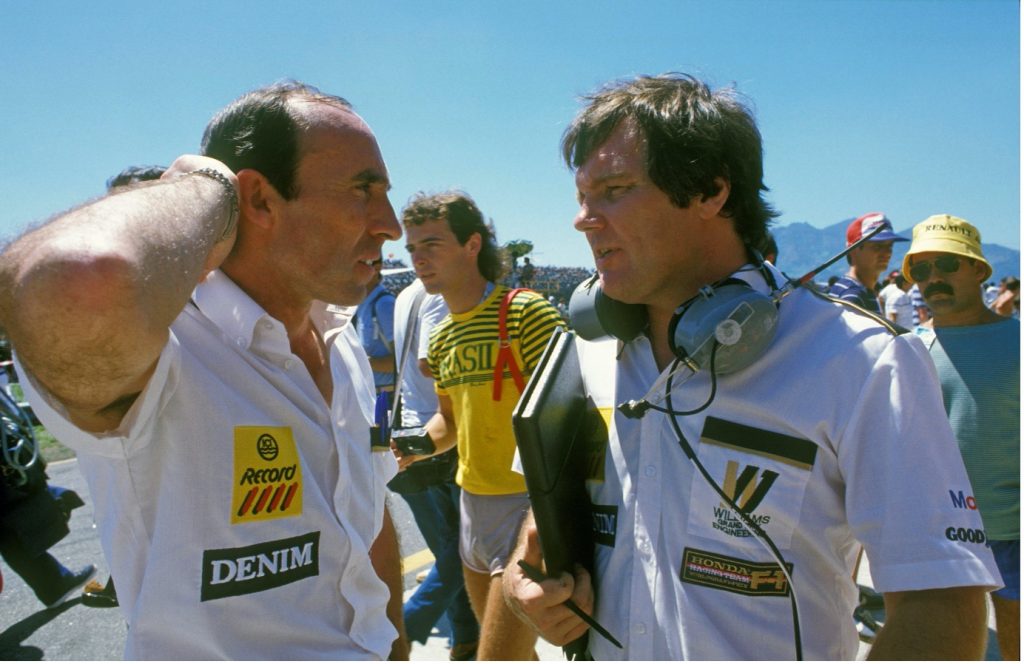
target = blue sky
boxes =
[1,0,1018,268]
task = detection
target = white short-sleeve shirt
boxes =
[392,279,448,428]
[577,265,999,661]
[17,270,398,660]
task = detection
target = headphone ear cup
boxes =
[569,275,648,342]
[668,280,779,374]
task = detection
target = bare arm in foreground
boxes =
[0,155,237,432]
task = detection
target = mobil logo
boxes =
[949,489,978,511]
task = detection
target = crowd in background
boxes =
[381,258,593,320]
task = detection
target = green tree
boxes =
[504,239,533,261]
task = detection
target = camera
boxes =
[392,427,436,456]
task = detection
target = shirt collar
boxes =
[729,261,783,295]
[192,270,269,349]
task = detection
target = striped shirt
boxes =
[428,285,565,494]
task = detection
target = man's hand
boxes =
[391,396,457,470]
[502,519,593,646]
[390,442,426,471]
[162,155,239,279]
[162,154,237,183]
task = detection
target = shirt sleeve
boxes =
[838,333,1000,592]
[426,325,446,396]
[13,333,179,458]
[418,295,448,361]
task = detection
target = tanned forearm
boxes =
[423,410,457,455]
[369,507,409,660]
[868,586,988,660]
[0,157,236,430]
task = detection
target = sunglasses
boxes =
[908,255,963,282]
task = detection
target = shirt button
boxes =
[235,336,246,347]
[633,622,647,635]
[644,465,656,477]
[640,541,651,554]
[284,359,295,370]
[261,321,273,330]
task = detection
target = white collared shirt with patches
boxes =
[577,264,999,661]
[18,270,398,660]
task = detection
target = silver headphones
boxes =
[569,257,781,375]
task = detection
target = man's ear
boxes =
[971,259,990,284]
[697,177,731,219]
[464,232,482,257]
[236,169,278,230]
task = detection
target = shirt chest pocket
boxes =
[685,417,817,551]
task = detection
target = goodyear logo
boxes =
[680,547,793,597]
[232,426,302,524]
[945,526,987,545]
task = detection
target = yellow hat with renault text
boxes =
[902,214,992,283]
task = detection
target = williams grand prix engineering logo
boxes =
[711,460,778,538]
[695,417,817,543]
[232,427,303,524]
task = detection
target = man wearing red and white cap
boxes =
[828,212,908,314]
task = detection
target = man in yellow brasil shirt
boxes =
[396,191,565,660]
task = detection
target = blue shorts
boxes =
[990,539,1019,601]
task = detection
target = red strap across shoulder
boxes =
[493,288,530,401]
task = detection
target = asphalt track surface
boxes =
[0,458,1003,660]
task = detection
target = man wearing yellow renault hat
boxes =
[905,214,1020,660]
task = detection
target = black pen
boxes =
[517,560,623,649]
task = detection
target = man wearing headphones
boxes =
[503,73,999,660]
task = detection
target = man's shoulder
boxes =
[829,275,867,296]
[509,288,560,314]
[787,286,904,354]
[369,284,395,306]
[957,316,1020,345]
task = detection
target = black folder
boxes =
[513,328,600,658]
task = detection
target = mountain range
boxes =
[770,219,1020,286]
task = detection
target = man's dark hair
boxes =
[201,80,352,200]
[106,165,167,191]
[401,191,506,283]
[562,73,777,252]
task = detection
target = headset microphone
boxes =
[617,399,650,418]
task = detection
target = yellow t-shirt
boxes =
[428,286,565,494]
